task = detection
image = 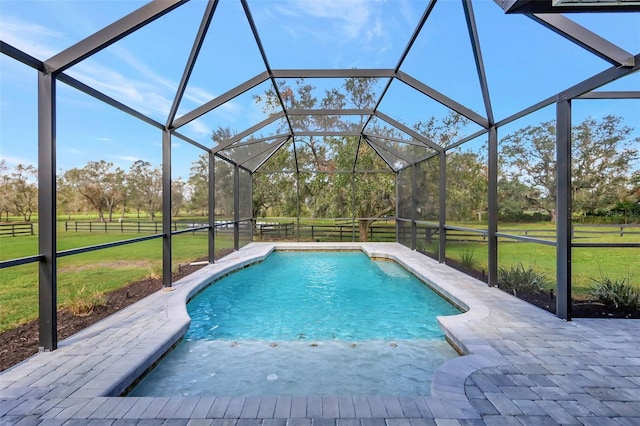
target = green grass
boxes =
[0,219,233,332]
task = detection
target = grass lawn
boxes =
[0,219,233,332]
[442,221,639,297]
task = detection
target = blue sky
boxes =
[1,0,638,180]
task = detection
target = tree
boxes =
[171,178,186,217]
[500,115,638,222]
[187,153,210,216]
[63,160,126,222]
[253,77,398,240]
[127,160,162,220]
[0,160,12,221]
[8,164,38,221]
[57,173,87,219]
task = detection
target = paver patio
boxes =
[1,243,639,425]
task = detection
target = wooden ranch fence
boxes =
[0,223,34,237]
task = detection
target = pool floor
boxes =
[129,339,459,397]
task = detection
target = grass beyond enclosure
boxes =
[0,218,232,332]
[1,217,638,332]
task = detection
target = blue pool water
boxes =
[130,251,461,397]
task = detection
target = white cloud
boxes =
[112,155,142,162]
[290,0,376,40]
[0,155,34,167]
[66,60,173,118]
[0,15,63,60]
[186,119,212,136]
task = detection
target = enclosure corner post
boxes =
[438,151,446,263]
[556,97,572,320]
[208,151,215,263]
[233,164,240,250]
[38,71,57,351]
[487,126,498,287]
[410,163,417,250]
[162,129,172,288]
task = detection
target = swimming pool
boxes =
[129,251,461,397]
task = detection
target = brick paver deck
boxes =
[1,243,638,425]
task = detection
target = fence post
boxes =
[104,222,107,233]
[620,225,624,237]
[89,222,92,232]
[30,223,34,235]
[311,225,315,240]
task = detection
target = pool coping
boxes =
[2,242,639,423]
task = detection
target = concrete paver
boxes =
[1,242,638,426]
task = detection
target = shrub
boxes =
[68,286,107,317]
[590,276,639,310]
[497,263,548,295]
[459,248,478,271]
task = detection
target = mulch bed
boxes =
[441,256,639,319]
[0,251,232,372]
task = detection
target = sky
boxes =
[0,0,639,180]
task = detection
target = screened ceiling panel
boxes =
[399,0,486,116]
[364,139,410,172]
[473,1,614,120]
[63,1,205,124]
[247,0,426,69]
[219,136,288,168]
[218,115,290,151]
[272,77,388,110]
[176,0,268,119]
[290,114,369,133]
[366,135,437,166]
[181,80,284,148]
[377,79,485,146]
[357,139,401,172]
[255,139,298,174]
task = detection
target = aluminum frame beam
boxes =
[167,0,219,127]
[529,13,635,67]
[286,108,375,116]
[363,133,430,148]
[500,0,640,13]
[44,0,187,74]
[173,71,270,129]
[271,69,396,79]
[57,73,164,130]
[462,0,495,126]
[577,90,640,99]
[1,41,44,71]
